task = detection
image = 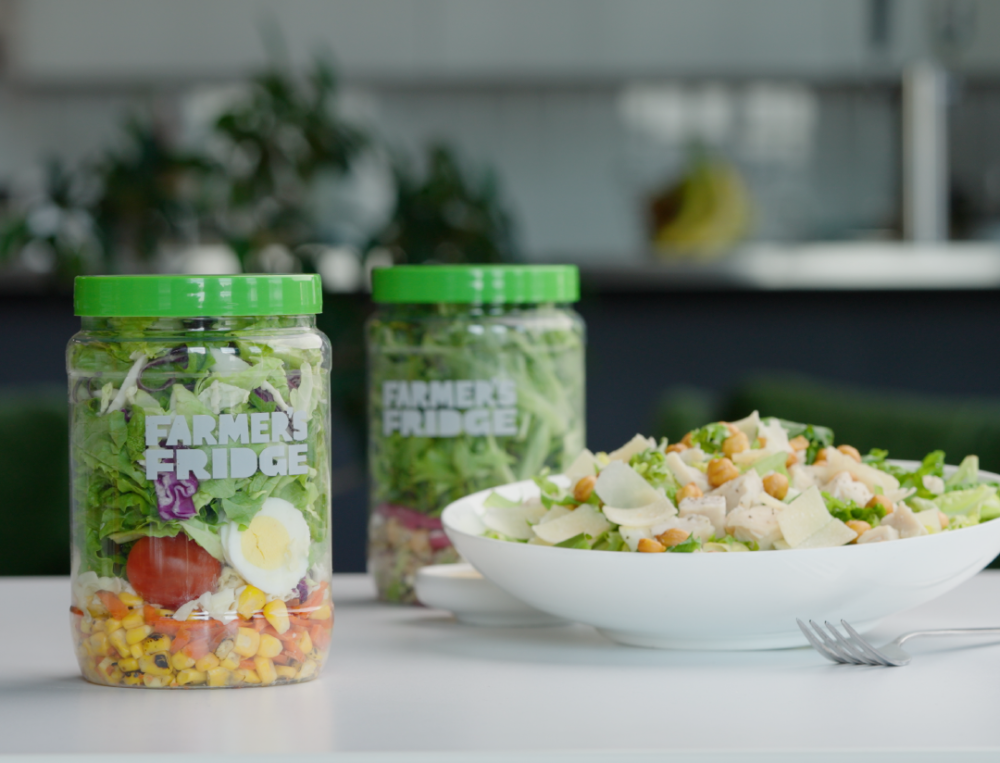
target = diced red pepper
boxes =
[96,591,129,621]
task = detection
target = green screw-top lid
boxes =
[74,274,323,317]
[371,265,579,304]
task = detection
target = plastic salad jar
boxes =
[68,275,334,688]
[367,265,585,602]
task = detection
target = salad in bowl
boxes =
[441,412,1000,649]
[477,411,1000,555]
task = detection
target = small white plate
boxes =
[415,563,565,627]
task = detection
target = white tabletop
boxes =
[4,573,1000,762]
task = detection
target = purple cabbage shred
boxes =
[155,472,199,521]
[138,346,189,393]
[253,387,274,403]
[295,579,309,602]
[287,370,301,390]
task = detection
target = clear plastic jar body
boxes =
[67,315,333,688]
[366,302,586,603]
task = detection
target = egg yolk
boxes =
[241,515,291,570]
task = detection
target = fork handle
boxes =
[899,627,1000,645]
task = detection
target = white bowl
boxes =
[414,563,565,626]
[442,463,1000,649]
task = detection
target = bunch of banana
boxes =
[650,157,752,259]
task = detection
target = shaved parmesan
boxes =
[777,486,835,548]
[618,526,654,552]
[796,519,857,549]
[594,461,662,509]
[607,434,657,463]
[665,452,709,492]
[756,417,791,452]
[537,505,573,525]
[532,505,611,544]
[565,448,600,484]
[729,410,761,440]
[483,501,547,540]
[603,497,677,528]
[732,448,780,467]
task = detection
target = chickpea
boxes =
[788,435,809,451]
[758,436,768,448]
[785,451,798,468]
[707,457,739,487]
[939,511,950,528]
[845,519,872,542]
[762,472,789,500]
[655,528,691,548]
[666,442,688,454]
[637,537,666,553]
[722,431,750,458]
[681,432,694,447]
[837,444,862,462]
[866,495,894,514]
[813,448,828,465]
[573,475,597,503]
[676,482,703,503]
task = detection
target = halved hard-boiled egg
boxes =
[220,497,310,596]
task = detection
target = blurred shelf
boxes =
[578,243,1000,292]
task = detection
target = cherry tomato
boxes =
[126,534,222,610]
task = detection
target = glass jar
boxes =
[68,275,334,688]
[366,265,585,603]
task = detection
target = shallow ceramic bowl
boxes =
[415,563,565,626]
[442,462,1000,649]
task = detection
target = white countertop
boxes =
[4,573,1000,762]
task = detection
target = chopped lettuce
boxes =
[822,492,886,526]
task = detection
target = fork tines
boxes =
[796,618,894,666]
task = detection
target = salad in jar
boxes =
[478,411,1000,553]
[69,275,334,688]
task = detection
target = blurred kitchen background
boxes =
[5,0,1000,574]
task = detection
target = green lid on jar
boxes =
[74,274,323,317]
[371,265,579,304]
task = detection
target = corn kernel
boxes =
[214,638,235,660]
[298,660,318,680]
[130,644,144,659]
[125,625,153,645]
[195,653,220,672]
[253,657,278,686]
[86,597,107,618]
[177,669,207,686]
[89,632,109,656]
[220,654,241,670]
[237,586,266,620]
[299,631,313,654]
[233,628,260,658]
[309,604,332,621]
[107,629,130,659]
[256,634,283,659]
[138,653,173,677]
[118,592,143,607]
[206,667,230,687]
[108,668,124,684]
[91,619,106,632]
[104,618,121,634]
[276,666,298,681]
[122,674,143,686]
[142,634,172,655]
[171,651,196,671]
[143,674,167,688]
[121,610,145,630]
[79,619,93,635]
[97,657,115,676]
[118,658,139,672]
[263,599,290,634]
[235,668,261,684]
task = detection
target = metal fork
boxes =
[797,618,1000,666]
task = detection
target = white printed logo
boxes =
[382,379,518,438]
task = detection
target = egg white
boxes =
[221,497,311,596]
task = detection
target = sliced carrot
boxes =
[309,625,330,651]
[299,582,329,612]
[240,659,256,671]
[183,639,211,660]
[96,591,129,621]
[70,605,84,617]
[171,629,192,654]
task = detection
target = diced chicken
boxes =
[679,495,727,536]
[821,471,874,508]
[857,525,900,544]
[922,475,945,496]
[665,451,709,493]
[710,470,764,513]
[725,505,783,550]
[676,514,715,543]
[813,447,900,494]
[880,503,928,539]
